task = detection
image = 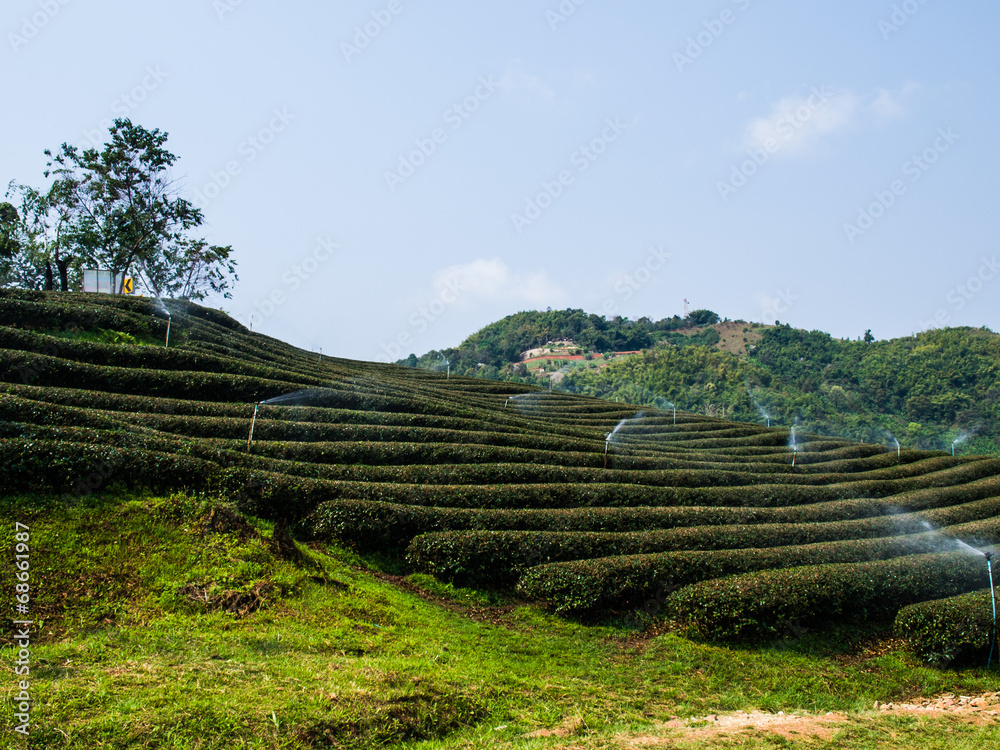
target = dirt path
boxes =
[615,692,1000,745]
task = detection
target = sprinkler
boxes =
[604,435,610,469]
[792,446,797,467]
[983,550,998,667]
[952,433,973,455]
[504,397,509,409]
[154,298,172,347]
[247,402,260,454]
[662,401,676,425]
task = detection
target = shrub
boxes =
[895,589,998,666]
[518,514,1000,614]
[302,475,1000,551]
[665,551,995,641]
[408,499,1000,587]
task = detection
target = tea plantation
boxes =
[3,287,999,667]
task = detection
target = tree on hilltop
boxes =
[687,309,720,327]
[3,119,236,299]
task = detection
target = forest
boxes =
[401,310,999,454]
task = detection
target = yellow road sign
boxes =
[123,277,133,294]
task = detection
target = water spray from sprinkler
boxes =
[749,390,771,428]
[952,431,973,456]
[894,436,900,461]
[662,400,676,425]
[603,416,633,469]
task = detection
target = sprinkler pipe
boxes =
[987,552,997,669]
[247,402,260,454]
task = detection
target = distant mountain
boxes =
[399,309,1000,455]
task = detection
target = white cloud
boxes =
[739,83,921,158]
[742,87,860,158]
[432,258,569,308]
[499,59,555,105]
[870,81,919,123]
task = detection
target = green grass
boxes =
[4,492,1000,749]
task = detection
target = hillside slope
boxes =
[5,288,1000,747]
[403,309,1000,454]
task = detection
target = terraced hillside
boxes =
[3,288,999,662]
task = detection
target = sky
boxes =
[4,0,999,363]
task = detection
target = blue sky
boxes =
[5,0,998,361]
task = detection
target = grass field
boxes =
[5,492,1000,749]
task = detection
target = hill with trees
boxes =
[401,311,1000,455]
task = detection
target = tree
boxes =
[1,180,77,291]
[864,329,875,344]
[688,309,721,327]
[0,200,19,258]
[44,119,231,296]
[137,237,237,300]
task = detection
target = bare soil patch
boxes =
[610,692,1000,746]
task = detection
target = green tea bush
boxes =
[665,551,994,641]
[0,437,218,496]
[408,499,1000,586]
[518,514,1000,613]
[895,589,998,666]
